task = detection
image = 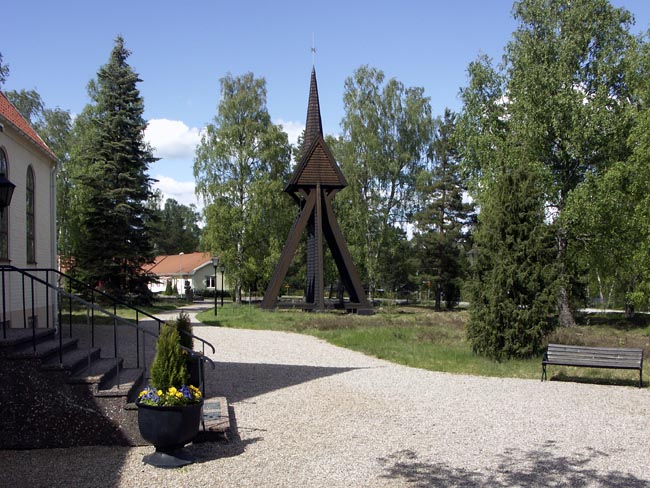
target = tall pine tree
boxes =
[414,109,473,310]
[70,37,157,302]
[467,164,558,360]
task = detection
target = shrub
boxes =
[150,323,188,390]
[176,312,193,351]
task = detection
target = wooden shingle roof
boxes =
[285,68,347,193]
[285,135,347,191]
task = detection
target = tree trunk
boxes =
[234,283,242,304]
[625,302,634,319]
[558,287,576,327]
[434,284,442,312]
[557,232,576,327]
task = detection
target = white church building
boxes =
[0,91,57,330]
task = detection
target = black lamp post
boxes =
[220,263,225,307]
[0,174,16,216]
[0,173,13,341]
[211,256,219,316]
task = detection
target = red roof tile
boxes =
[0,91,57,161]
[145,252,215,275]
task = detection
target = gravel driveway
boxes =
[1,304,649,487]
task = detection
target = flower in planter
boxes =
[138,384,202,406]
[137,322,203,406]
[136,322,204,468]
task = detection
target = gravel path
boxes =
[2,304,650,487]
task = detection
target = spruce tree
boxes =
[467,164,558,360]
[414,109,473,310]
[71,37,157,302]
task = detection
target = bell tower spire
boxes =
[303,67,323,150]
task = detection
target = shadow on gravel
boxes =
[548,373,642,388]
[205,361,360,403]
[191,406,262,463]
[0,446,132,488]
[378,441,648,487]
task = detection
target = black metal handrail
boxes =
[32,267,216,356]
[0,265,216,390]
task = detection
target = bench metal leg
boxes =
[541,364,546,382]
[640,370,643,388]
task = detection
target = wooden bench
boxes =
[542,343,644,388]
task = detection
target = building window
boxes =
[205,276,216,288]
[26,166,35,263]
[0,149,8,261]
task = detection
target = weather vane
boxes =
[311,33,316,65]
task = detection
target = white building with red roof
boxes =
[0,91,57,328]
[145,251,229,296]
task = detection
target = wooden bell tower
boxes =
[261,68,371,313]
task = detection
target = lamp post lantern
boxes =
[220,263,225,307]
[0,174,16,216]
[211,256,219,316]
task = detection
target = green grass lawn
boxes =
[196,304,650,386]
[59,299,185,325]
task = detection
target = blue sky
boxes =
[3,0,650,207]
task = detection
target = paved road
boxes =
[1,304,649,487]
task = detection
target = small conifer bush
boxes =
[150,323,189,391]
[176,312,193,351]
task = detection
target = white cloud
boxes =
[145,119,203,160]
[275,119,304,147]
[152,175,200,209]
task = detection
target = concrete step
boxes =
[0,328,56,350]
[66,355,121,384]
[41,346,101,373]
[9,337,78,360]
[96,367,145,402]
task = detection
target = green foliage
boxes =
[175,312,193,351]
[0,52,8,86]
[337,65,433,298]
[194,72,292,302]
[164,280,173,296]
[67,36,157,302]
[413,109,474,310]
[150,197,201,254]
[150,323,189,390]
[467,166,558,360]
[458,0,637,326]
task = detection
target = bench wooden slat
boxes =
[547,351,642,359]
[546,354,641,365]
[542,343,644,387]
[547,344,642,354]
[544,359,641,369]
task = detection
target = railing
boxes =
[0,265,215,392]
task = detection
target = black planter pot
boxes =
[137,400,203,468]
